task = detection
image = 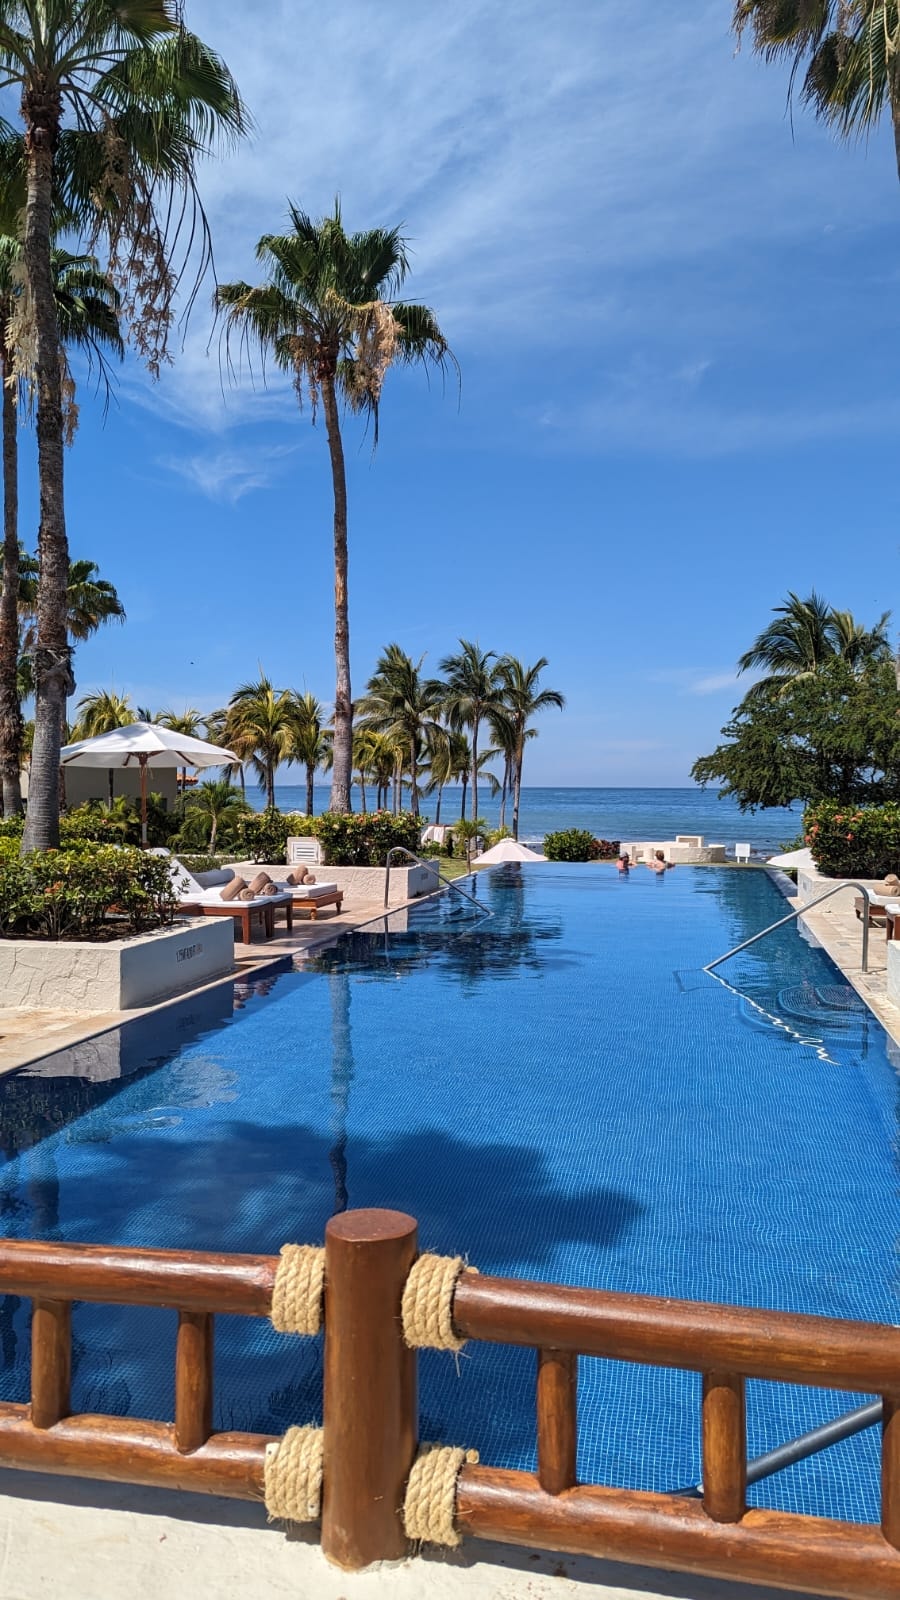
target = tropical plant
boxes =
[178,779,247,855]
[440,640,506,823]
[72,687,133,803]
[357,644,444,817]
[737,591,891,702]
[216,200,454,813]
[734,1,900,185]
[544,828,600,862]
[3,0,246,852]
[353,726,397,812]
[804,797,900,877]
[692,656,900,809]
[226,675,299,809]
[422,725,469,825]
[0,840,174,939]
[495,656,564,839]
[0,223,123,816]
[157,706,204,793]
[291,691,331,817]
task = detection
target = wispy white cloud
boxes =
[646,667,751,697]
[158,441,298,502]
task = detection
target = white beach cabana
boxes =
[59,722,238,845]
[766,847,814,870]
[471,839,546,866]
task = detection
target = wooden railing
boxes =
[0,1211,897,1600]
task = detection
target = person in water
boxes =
[616,853,630,873]
[648,849,673,873]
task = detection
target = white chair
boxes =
[734,842,751,865]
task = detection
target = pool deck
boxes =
[0,892,391,1076]
[0,1470,833,1600]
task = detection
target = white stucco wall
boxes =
[21,766,179,810]
[0,918,234,1011]
[229,861,440,907]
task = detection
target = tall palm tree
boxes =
[2,1,246,853]
[204,704,245,797]
[291,691,331,817]
[0,223,122,816]
[357,645,444,817]
[216,201,454,814]
[227,675,299,810]
[353,727,397,812]
[439,640,506,824]
[73,686,133,803]
[738,591,891,700]
[422,725,468,825]
[734,2,900,184]
[496,656,565,840]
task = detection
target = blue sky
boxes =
[18,0,900,785]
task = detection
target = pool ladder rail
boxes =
[704,880,876,977]
[383,845,493,918]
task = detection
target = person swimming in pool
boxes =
[616,853,630,873]
[648,850,673,874]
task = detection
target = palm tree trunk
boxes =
[107,768,114,808]
[392,758,400,814]
[0,329,23,817]
[306,761,314,817]
[512,743,524,841]
[460,772,468,821]
[21,102,71,854]
[499,755,509,832]
[471,714,480,823]
[358,776,367,814]
[210,815,218,855]
[410,742,419,816]
[435,784,442,825]
[321,374,351,813]
[267,757,275,810]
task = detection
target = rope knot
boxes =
[403,1442,478,1545]
[401,1252,475,1351]
[270,1243,325,1335]
[264,1425,324,1522]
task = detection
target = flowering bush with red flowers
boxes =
[804,800,900,879]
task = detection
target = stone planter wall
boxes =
[0,917,234,1012]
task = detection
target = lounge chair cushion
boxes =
[291,881,339,899]
[220,876,248,902]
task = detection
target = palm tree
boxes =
[439,640,506,824]
[204,705,245,797]
[738,591,891,700]
[72,687,134,803]
[226,675,299,810]
[734,3,900,183]
[353,727,397,812]
[357,645,444,817]
[496,656,565,840]
[291,691,331,817]
[179,778,247,855]
[3,2,246,853]
[216,201,454,814]
[0,220,122,816]
[422,725,468,825]
[158,707,204,794]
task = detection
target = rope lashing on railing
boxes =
[403,1443,479,1545]
[401,1252,477,1351]
[270,1244,326,1336]
[264,1426,324,1522]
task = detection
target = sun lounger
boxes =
[165,858,294,943]
[855,893,889,927]
[285,881,344,920]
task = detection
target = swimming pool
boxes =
[0,865,896,1524]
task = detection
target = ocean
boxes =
[257,785,802,858]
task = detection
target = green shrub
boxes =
[804,800,900,878]
[0,844,176,941]
[59,796,176,850]
[543,829,601,862]
[311,810,422,866]
[0,815,24,840]
[234,809,293,863]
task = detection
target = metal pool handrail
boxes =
[382,845,490,915]
[704,881,875,976]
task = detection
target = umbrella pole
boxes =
[140,757,148,847]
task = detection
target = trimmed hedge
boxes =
[234,808,423,866]
[543,829,601,862]
[805,800,900,879]
[0,844,177,941]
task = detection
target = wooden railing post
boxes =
[175,1311,214,1454]
[701,1371,746,1523]
[321,1208,418,1569]
[536,1348,578,1493]
[30,1298,71,1429]
[883,1394,900,1548]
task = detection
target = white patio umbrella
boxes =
[472,838,547,866]
[766,846,814,870]
[59,722,239,845]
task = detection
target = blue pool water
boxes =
[0,865,896,1523]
